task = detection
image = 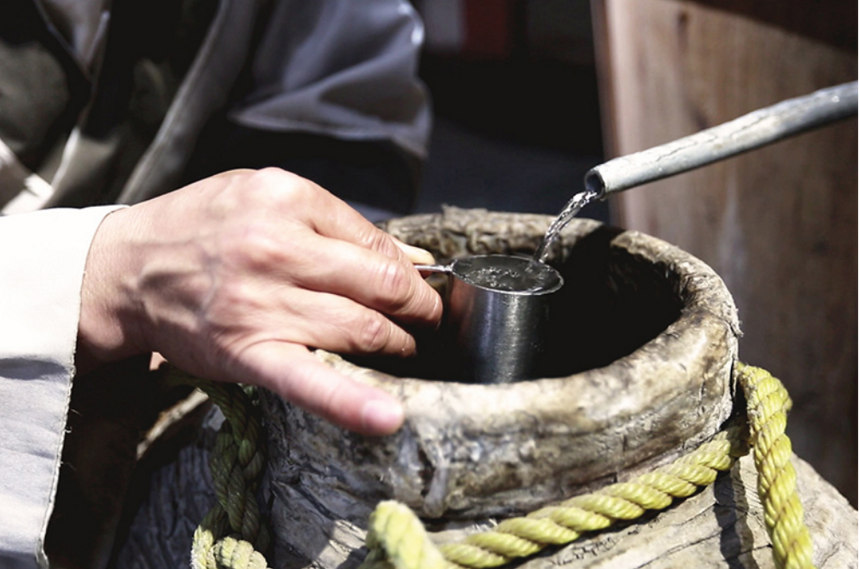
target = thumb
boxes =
[238,341,405,435]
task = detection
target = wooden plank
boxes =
[592,0,857,504]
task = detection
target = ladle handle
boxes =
[414,264,452,274]
[586,81,858,199]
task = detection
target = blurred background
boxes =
[412,0,607,221]
[409,0,857,506]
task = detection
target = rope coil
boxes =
[361,364,816,569]
[181,363,815,569]
[168,369,273,569]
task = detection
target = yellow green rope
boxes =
[176,362,813,569]
[168,368,272,569]
[737,363,814,569]
[361,364,816,569]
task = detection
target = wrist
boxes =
[76,208,149,372]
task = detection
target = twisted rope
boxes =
[362,364,815,569]
[737,363,814,569]
[167,368,271,569]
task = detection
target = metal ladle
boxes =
[416,255,564,384]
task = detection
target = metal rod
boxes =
[585,81,858,199]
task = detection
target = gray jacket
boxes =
[0,0,430,215]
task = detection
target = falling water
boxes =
[532,189,599,264]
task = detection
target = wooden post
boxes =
[591,0,857,504]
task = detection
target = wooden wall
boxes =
[591,0,857,504]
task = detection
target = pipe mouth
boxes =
[584,169,607,200]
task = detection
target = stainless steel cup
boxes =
[416,254,564,384]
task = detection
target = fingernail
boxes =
[392,237,436,265]
[361,399,405,435]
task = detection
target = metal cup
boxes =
[416,254,564,384]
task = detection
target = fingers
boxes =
[275,171,430,267]
[267,233,441,326]
[392,237,436,265]
[247,286,419,356]
[246,169,407,263]
[215,169,441,326]
[236,341,404,435]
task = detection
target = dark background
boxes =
[411,0,609,223]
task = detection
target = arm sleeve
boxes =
[228,0,431,160]
[0,205,123,569]
[180,0,430,217]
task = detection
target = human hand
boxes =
[76,168,442,435]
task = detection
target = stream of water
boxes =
[532,189,599,264]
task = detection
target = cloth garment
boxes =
[0,0,430,213]
[0,0,430,566]
[0,206,123,569]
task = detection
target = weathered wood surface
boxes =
[505,453,857,569]
[114,412,857,569]
[591,0,858,505]
[112,209,856,569]
[260,209,741,567]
